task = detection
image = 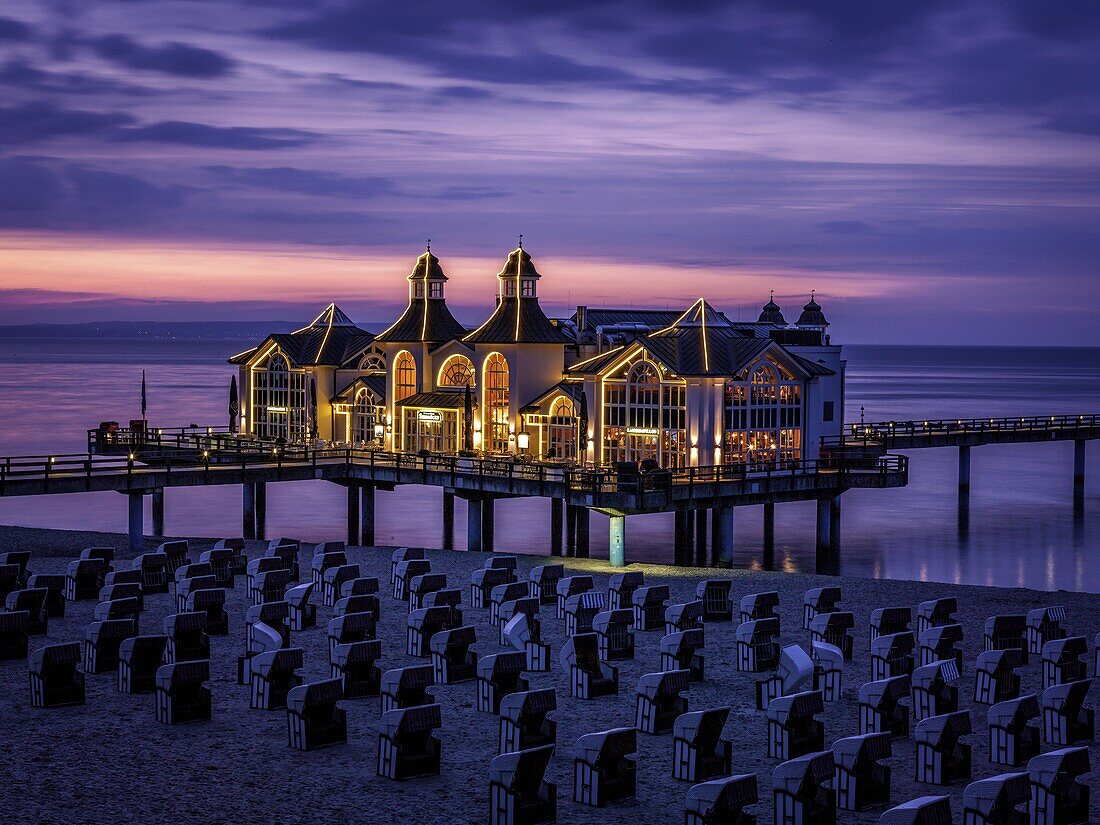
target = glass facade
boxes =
[351,388,381,443]
[402,409,458,453]
[723,360,802,464]
[394,351,416,404]
[547,396,577,460]
[437,354,475,388]
[602,360,686,467]
[484,353,510,453]
[251,352,308,441]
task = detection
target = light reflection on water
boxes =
[0,340,1097,592]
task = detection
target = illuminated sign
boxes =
[626,427,659,436]
[417,410,443,423]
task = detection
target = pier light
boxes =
[374,423,384,439]
[272,447,279,456]
[206,427,212,435]
[128,453,135,461]
[517,431,530,451]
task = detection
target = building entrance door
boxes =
[626,433,659,464]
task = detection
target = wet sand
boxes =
[2,524,1098,824]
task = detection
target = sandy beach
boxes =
[2,523,1098,824]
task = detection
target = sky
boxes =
[0,1,1099,344]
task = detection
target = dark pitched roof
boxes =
[796,292,828,327]
[331,374,387,404]
[375,251,467,344]
[227,304,373,367]
[572,307,736,330]
[757,293,786,325]
[396,390,474,409]
[521,380,584,412]
[463,248,567,345]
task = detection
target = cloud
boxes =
[0,60,160,96]
[203,165,393,197]
[1043,112,1100,137]
[0,16,33,41]
[0,102,135,145]
[90,34,235,77]
[817,220,877,235]
[117,121,317,149]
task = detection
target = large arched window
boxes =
[437,354,475,388]
[483,352,510,452]
[602,356,686,467]
[393,350,416,404]
[547,396,576,460]
[251,352,307,441]
[351,388,379,443]
[359,347,385,374]
[724,358,801,465]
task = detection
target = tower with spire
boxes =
[757,291,786,325]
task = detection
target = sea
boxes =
[1,337,1098,593]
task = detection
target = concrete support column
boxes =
[481,498,495,553]
[575,507,590,558]
[151,488,164,537]
[816,496,840,574]
[254,481,266,542]
[713,506,734,568]
[347,483,360,546]
[609,515,626,568]
[467,498,483,552]
[673,511,689,566]
[829,496,841,556]
[243,481,256,541]
[958,445,971,533]
[442,491,455,551]
[762,501,775,565]
[550,499,564,557]
[361,483,376,547]
[565,504,578,557]
[694,509,707,567]
[128,491,144,555]
[1074,439,1086,515]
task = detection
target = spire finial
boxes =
[770,289,774,300]
[810,288,815,301]
[517,233,523,250]
[426,238,431,253]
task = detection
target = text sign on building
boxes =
[417,410,443,423]
[626,427,659,436]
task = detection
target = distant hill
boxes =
[0,320,386,340]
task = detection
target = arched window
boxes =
[351,388,378,443]
[251,352,307,441]
[483,353,510,452]
[724,358,801,465]
[394,351,416,404]
[360,347,385,374]
[627,363,660,429]
[601,357,686,467]
[547,396,576,460]
[437,354,475,388]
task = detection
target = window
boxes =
[351,388,380,443]
[601,357,686,467]
[360,347,385,374]
[547,396,576,460]
[429,282,443,299]
[723,358,802,465]
[504,279,517,297]
[437,354,475,388]
[414,282,425,298]
[251,352,307,441]
[823,401,835,422]
[394,351,416,404]
[521,279,535,297]
[484,353,510,452]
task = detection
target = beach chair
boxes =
[261,541,298,582]
[174,561,212,586]
[340,576,379,600]
[593,608,634,661]
[95,594,140,628]
[609,571,644,612]
[98,582,143,612]
[911,659,961,721]
[379,664,435,715]
[758,644,816,711]
[1026,746,1090,825]
[735,617,780,673]
[484,554,517,579]
[984,615,1028,662]
[389,547,424,585]
[5,587,48,635]
[26,574,65,619]
[334,592,380,621]
[407,606,456,658]
[249,647,303,710]
[499,688,556,754]
[555,575,593,621]
[772,750,835,825]
[80,546,115,573]
[661,628,705,681]
[163,611,209,664]
[0,610,29,660]
[311,548,348,591]
[918,624,963,671]
[104,569,142,588]
[198,547,235,589]
[376,703,442,780]
[330,638,382,698]
[914,711,972,785]
[322,563,360,608]
[491,582,530,627]
[1040,679,1093,745]
[215,537,249,576]
[833,732,891,812]
[916,596,957,634]
[328,611,376,659]
[684,774,757,825]
[988,694,1040,767]
[672,707,731,782]
[871,632,915,681]
[246,557,288,601]
[1026,606,1067,655]
[809,611,854,660]
[766,690,824,760]
[1041,636,1087,689]
[156,540,190,573]
[692,579,732,623]
[472,566,511,609]
[739,591,779,625]
[238,603,289,684]
[878,796,953,824]
[499,595,540,643]
[561,633,617,699]
[488,745,556,825]
[634,669,689,735]
[961,772,1029,825]
[504,609,550,672]
[870,607,911,647]
[632,585,670,632]
[811,640,843,702]
[975,648,1024,705]
[84,617,137,673]
[117,634,168,693]
[174,574,217,613]
[0,564,21,602]
[429,625,477,685]
[665,600,703,636]
[284,582,316,631]
[573,727,636,806]
[29,642,85,707]
[132,552,169,593]
[287,678,347,751]
[155,659,210,724]
[803,586,841,630]
[564,591,606,636]
[528,564,564,606]
[859,675,911,738]
[477,651,528,714]
[64,558,106,602]
[253,568,292,606]
[0,552,29,587]
[393,559,431,601]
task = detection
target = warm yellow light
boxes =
[202,450,209,458]
[128,453,135,461]
[517,432,530,450]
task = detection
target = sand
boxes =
[2,523,1098,824]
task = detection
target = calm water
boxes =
[1,338,1097,592]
